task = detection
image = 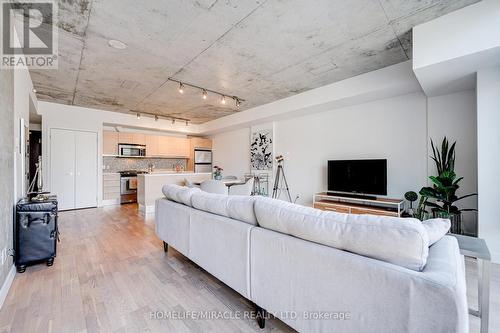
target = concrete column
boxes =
[477,67,500,263]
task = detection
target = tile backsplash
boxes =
[103,156,187,172]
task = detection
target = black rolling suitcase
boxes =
[15,196,58,273]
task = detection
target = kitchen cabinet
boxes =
[103,130,191,158]
[158,136,190,157]
[118,132,146,145]
[190,137,212,149]
[50,129,98,210]
[145,135,160,156]
[103,173,120,202]
[103,131,118,155]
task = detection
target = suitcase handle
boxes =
[20,212,53,228]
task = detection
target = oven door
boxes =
[120,176,137,194]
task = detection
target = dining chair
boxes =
[229,178,254,196]
[200,180,228,195]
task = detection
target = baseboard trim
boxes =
[0,264,16,310]
[139,204,155,215]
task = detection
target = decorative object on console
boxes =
[250,124,273,171]
[418,137,477,234]
[213,165,223,180]
[404,191,418,216]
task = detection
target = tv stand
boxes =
[313,192,404,217]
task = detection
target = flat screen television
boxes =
[328,159,387,196]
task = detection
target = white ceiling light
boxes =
[108,39,127,50]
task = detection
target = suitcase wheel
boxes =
[17,265,26,273]
[47,258,54,266]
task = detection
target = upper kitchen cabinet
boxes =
[103,131,118,155]
[145,135,159,156]
[158,136,190,158]
[118,132,146,145]
[190,137,212,150]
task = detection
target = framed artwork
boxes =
[250,124,274,171]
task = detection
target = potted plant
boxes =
[418,137,477,234]
[213,166,223,180]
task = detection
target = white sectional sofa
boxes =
[155,185,468,333]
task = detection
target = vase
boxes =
[214,175,222,180]
[433,211,462,234]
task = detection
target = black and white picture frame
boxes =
[250,124,274,171]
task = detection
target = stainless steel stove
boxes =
[119,170,147,204]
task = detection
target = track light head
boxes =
[235,98,241,108]
[202,89,207,99]
[221,95,226,104]
[155,115,159,121]
[172,119,175,125]
[185,120,189,126]
[178,83,184,94]
[136,113,141,119]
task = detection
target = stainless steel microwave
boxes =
[118,144,146,157]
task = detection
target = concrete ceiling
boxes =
[30,0,480,124]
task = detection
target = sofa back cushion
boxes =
[162,184,201,207]
[422,218,451,245]
[191,191,258,225]
[254,197,429,271]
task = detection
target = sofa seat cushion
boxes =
[422,218,451,245]
[254,197,429,271]
[191,191,258,225]
[162,184,201,207]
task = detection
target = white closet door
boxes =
[50,129,76,210]
[75,131,98,209]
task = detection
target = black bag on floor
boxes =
[15,196,58,273]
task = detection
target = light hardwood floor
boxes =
[0,204,498,333]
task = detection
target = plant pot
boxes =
[433,211,462,234]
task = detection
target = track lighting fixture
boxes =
[167,78,245,108]
[185,120,189,126]
[130,111,188,125]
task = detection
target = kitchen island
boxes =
[137,172,211,214]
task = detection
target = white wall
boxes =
[413,0,500,96]
[428,90,478,234]
[212,89,478,223]
[214,92,429,205]
[477,66,500,263]
[212,127,251,177]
